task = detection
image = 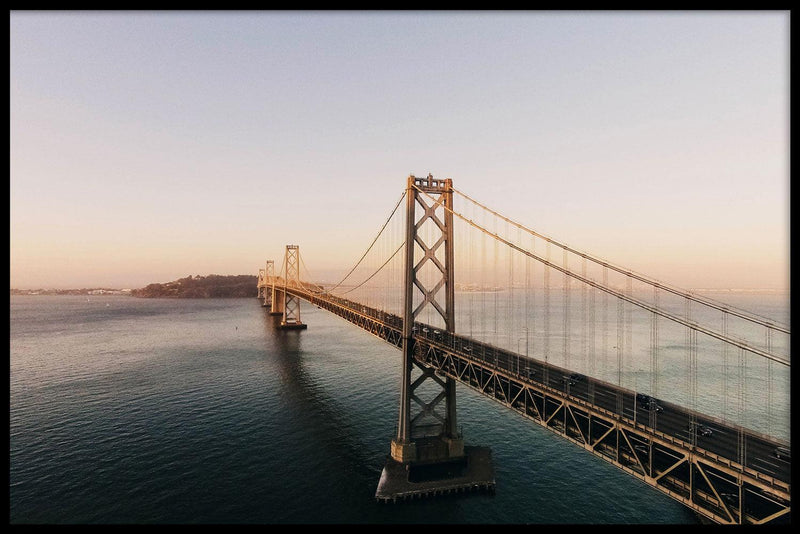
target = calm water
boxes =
[12,293,784,524]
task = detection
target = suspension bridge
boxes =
[256,175,790,524]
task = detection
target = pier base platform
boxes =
[279,322,307,330]
[375,446,495,503]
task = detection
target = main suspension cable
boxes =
[338,241,405,296]
[325,190,406,294]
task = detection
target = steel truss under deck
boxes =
[419,344,790,525]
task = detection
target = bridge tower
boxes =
[279,244,307,330]
[258,260,275,308]
[269,256,285,317]
[257,268,266,301]
[392,174,463,462]
[264,260,275,308]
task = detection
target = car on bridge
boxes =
[774,446,790,461]
[645,401,663,413]
[564,373,584,386]
[636,393,664,413]
[688,422,713,437]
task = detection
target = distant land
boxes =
[11,274,258,298]
[10,287,133,296]
[10,277,786,298]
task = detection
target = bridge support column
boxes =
[378,174,493,502]
[270,286,283,315]
[389,440,417,463]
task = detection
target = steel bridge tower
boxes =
[257,268,266,301]
[257,260,275,308]
[392,174,462,462]
[376,175,494,501]
[279,244,307,329]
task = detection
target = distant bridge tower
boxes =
[280,244,307,330]
[264,260,275,308]
[257,260,275,307]
[257,268,266,301]
[269,256,284,317]
[391,174,463,463]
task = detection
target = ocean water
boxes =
[10,293,786,524]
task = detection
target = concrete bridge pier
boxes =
[270,288,284,316]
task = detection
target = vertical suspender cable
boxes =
[722,312,728,423]
[767,328,773,437]
[508,219,513,353]
[545,241,551,375]
[529,232,534,360]
[468,202,474,338]
[626,275,632,391]
[590,268,596,381]
[685,297,695,446]
[738,346,746,467]
[691,328,698,417]
[494,216,499,348]
[564,248,569,369]
[525,229,531,359]
[582,256,587,375]
[481,212,487,342]
[603,267,608,382]
[652,287,659,399]
[617,297,624,416]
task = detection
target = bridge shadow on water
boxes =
[258,310,479,522]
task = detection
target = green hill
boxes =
[131,274,257,298]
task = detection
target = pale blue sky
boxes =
[10,11,789,290]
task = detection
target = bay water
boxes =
[11,292,786,524]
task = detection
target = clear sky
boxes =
[10,11,789,290]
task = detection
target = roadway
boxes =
[414,324,791,486]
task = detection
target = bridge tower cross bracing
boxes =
[258,260,275,307]
[391,174,463,464]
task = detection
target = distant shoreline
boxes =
[11,288,132,296]
[11,274,259,298]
